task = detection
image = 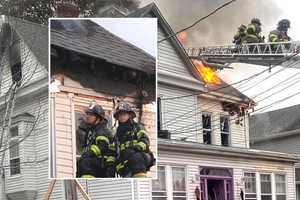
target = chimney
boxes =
[55,1,80,17]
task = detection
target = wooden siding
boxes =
[136,150,296,200]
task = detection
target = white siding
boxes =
[0,40,47,98]
[158,28,192,78]
[87,179,133,200]
[198,97,248,148]
[159,84,198,142]
[159,150,296,200]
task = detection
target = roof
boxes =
[128,3,253,104]
[5,16,48,67]
[250,104,300,142]
[159,139,300,163]
[50,19,155,74]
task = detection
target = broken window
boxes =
[9,126,20,175]
[202,113,212,144]
[152,166,167,200]
[172,167,186,200]
[275,174,286,200]
[260,174,272,200]
[244,172,257,200]
[220,116,230,146]
[9,30,22,84]
[157,97,162,132]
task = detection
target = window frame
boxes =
[275,174,287,200]
[260,173,272,200]
[202,112,212,144]
[220,115,231,146]
[152,165,168,200]
[244,172,257,200]
[152,165,187,200]
[9,125,21,176]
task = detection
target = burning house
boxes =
[125,3,300,200]
[49,19,157,178]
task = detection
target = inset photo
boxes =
[49,18,157,178]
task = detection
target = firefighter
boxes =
[114,102,155,178]
[269,19,291,42]
[242,18,264,43]
[76,102,116,178]
[233,24,247,45]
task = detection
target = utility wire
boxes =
[161,52,300,101]
[162,54,300,127]
[158,0,238,43]
[171,90,300,138]
[170,76,300,134]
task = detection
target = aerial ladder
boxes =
[186,41,300,69]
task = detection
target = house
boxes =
[0,16,49,200]
[49,19,156,178]
[126,3,300,200]
[250,104,300,200]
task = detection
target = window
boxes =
[172,167,187,200]
[244,172,257,200]
[9,31,22,84]
[64,180,78,200]
[220,116,230,146]
[152,166,167,200]
[296,168,300,182]
[157,97,162,131]
[152,166,187,200]
[275,174,286,200]
[202,113,212,144]
[9,126,20,175]
[260,174,272,200]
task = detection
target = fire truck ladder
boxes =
[186,41,300,68]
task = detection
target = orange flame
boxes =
[177,31,188,44]
[193,60,222,85]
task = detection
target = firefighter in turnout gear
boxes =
[114,102,155,178]
[76,102,116,178]
[269,19,291,42]
[242,18,264,43]
[233,24,247,45]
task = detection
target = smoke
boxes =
[141,0,283,46]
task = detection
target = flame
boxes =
[193,60,222,85]
[177,31,188,44]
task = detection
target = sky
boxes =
[139,0,300,114]
[92,18,157,57]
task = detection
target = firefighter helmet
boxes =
[251,18,261,25]
[114,102,136,119]
[84,102,108,121]
[278,19,290,29]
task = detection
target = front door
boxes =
[201,178,233,200]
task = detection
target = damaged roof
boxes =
[4,16,48,67]
[250,104,300,142]
[50,19,155,74]
[129,3,253,105]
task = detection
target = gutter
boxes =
[158,139,300,163]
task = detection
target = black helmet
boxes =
[84,102,108,121]
[113,102,136,119]
[278,19,290,28]
[251,18,261,25]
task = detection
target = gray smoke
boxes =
[141,0,283,46]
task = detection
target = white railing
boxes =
[186,41,300,57]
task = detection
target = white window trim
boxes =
[244,171,257,199]
[274,173,287,199]
[243,171,288,200]
[220,115,231,146]
[8,125,21,177]
[201,112,212,144]
[152,164,187,200]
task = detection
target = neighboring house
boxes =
[0,16,49,200]
[50,19,156,178]
[250,104,300,200]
